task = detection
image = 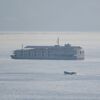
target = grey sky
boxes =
[0,0,100,32]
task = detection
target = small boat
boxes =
[64,71,76,75]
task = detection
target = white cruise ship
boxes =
[11,41,84,60]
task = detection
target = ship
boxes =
[11,39,84,60]
[64,71,77,75]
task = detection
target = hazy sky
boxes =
[0,0,100,32]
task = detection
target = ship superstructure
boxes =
[11,42,84,60]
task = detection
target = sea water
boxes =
[0,58,100,100]
[0,33,100,100]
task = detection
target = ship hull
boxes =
[11,55,84,60]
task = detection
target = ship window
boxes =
[29,51,31,56]
[48,51,50,56]
[42,51,44,56]
[34,53,36,56]
[34,51,36,56]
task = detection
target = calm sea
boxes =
[0,33,100,100]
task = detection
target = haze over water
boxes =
[0,32,100,100]
[0,32,100,59]
[0,0,100,99]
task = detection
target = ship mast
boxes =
[57,37,59,45]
